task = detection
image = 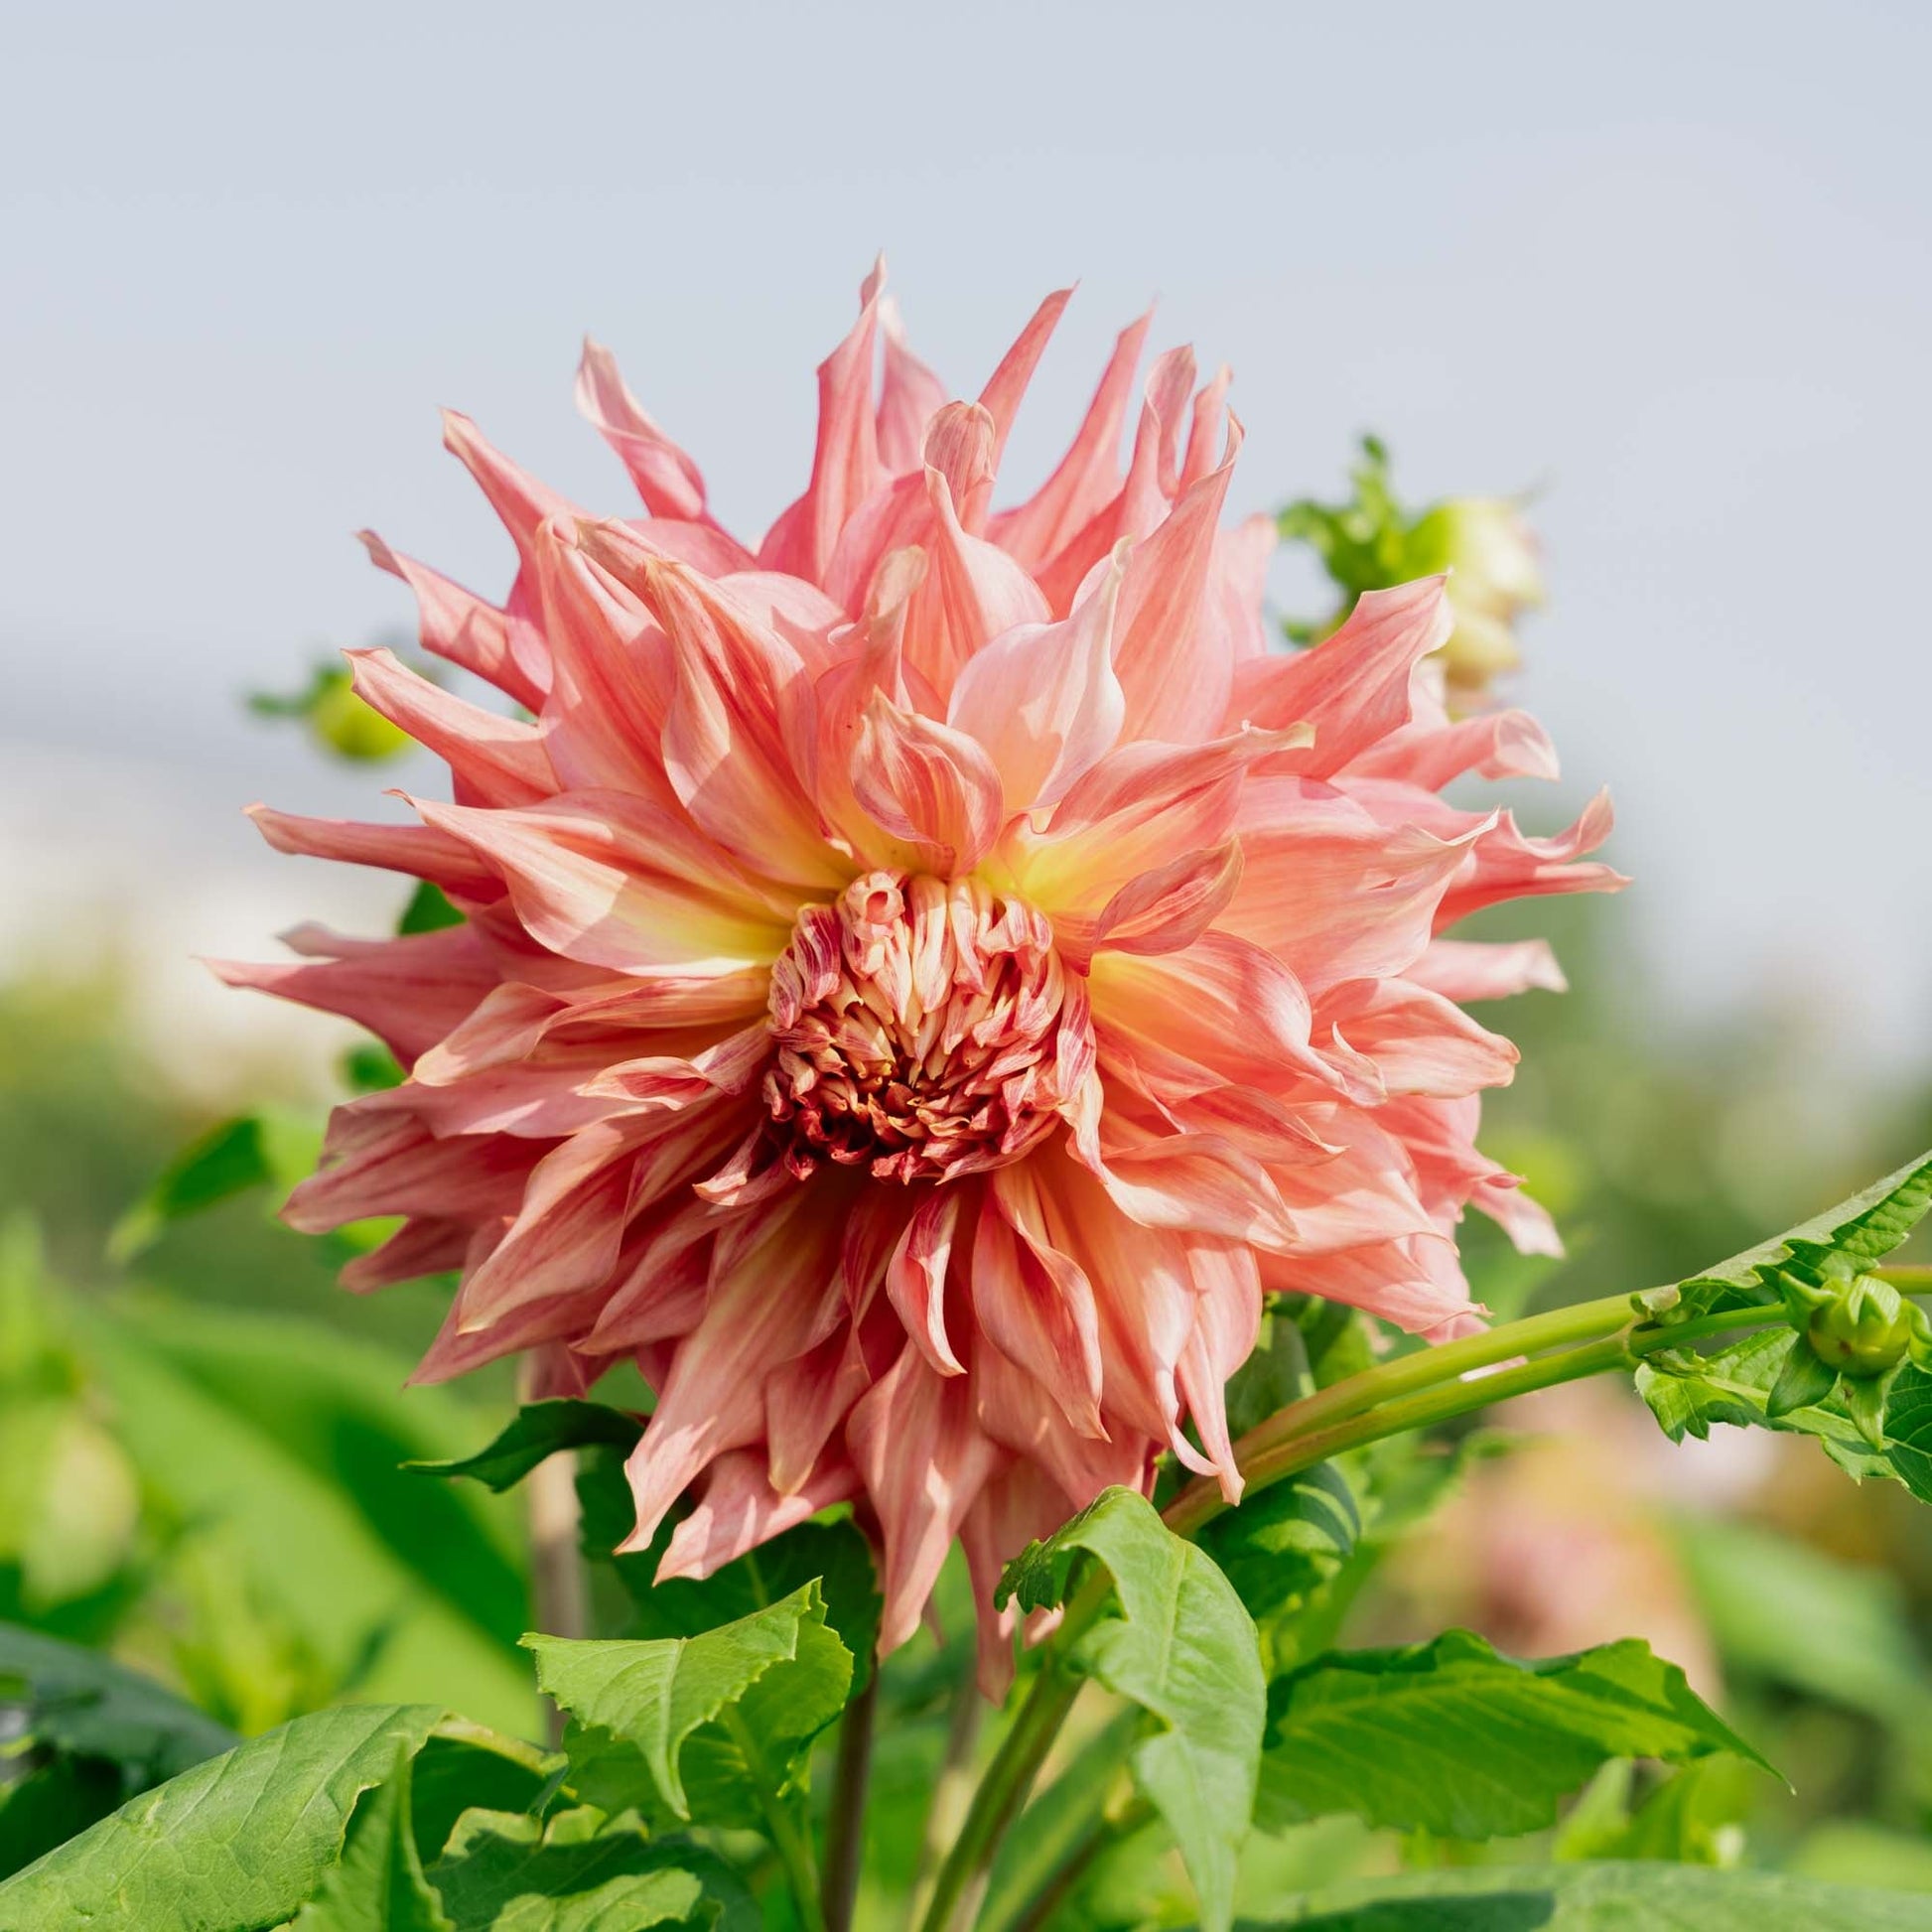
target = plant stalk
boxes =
[822,1665,880,1932]
[726,1705,826,1932]
[921,1291,1806,1925]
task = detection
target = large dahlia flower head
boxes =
[224,266,1621,1690]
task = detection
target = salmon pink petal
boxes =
[412,790,791,974]
[1313,979,1520,1097]
[244,803,500,899]
[346,648,555,807]
[357,530,549,709]
[991,311,1152,570]
[876,295,949,475]
[758,266,887,582]
[1408,937,1569,1002]
[765,1325,876,1495]
[885,1188,966,1375]
[1059,839,1244,965]
[851,692,1005,877]
[847,1341,1004,1652]
[1174,1239,1262,1503]
[972,1168,1106,1437]
[210,923,500,1065]
[1435,791,1627,928]
[1352,707,1560,789]
[1111,421,1242,745]
[977,288,1072,468]
[947,546,1126,814]
[659,1449,861,1583]
[577,339,744,548]
[1228,577,1452,778]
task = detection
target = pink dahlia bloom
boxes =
[223,267,1621,1688]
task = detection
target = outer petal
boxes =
[1408,938,1569,1003]
[411,790,793,974]
[244,803,500,899]
[345,648,555,807]
[1226,578,1451,778]
[357,530,548,710]
[847,1341,1003,1652]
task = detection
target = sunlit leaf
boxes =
[999,1486,1264,1932]
[1259,1629,1770,1840]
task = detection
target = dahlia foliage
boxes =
[223,268,1621,1684]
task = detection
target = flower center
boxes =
[763,871,1081,1184]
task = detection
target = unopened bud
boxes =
[1407,498,1545,703]
[250,661,412,762]
[1805,1276,1914,1379]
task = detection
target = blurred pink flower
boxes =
[221,267,1621,1684]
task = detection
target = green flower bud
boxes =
[1405,497,1545,703]
[1805,1275,1915,1379]
[306,669,413,761]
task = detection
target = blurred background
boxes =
[3,0,1929,1905]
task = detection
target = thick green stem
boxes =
[821,1665,879,1932]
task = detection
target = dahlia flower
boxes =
[222,266,1620,1687]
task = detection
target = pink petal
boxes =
[977,288,1073,470]
[244,803,500,899]
[851,692,1005,877]
[1408,937,1569,1002]
[357,530,548,710]
[991,312,1152,570]
[971,1167,1106,1438]
[1313,979,1519,1097]
[885,1188,966,1376]
[947,547,1127,814]
[658,1449,860,1582]
[411,790,793,975]
[847,1341,1003,1652]
[875,294,949,475]
[345,648,555,807]
[1226,578,1452,779]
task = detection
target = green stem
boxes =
[1006,1793,1157,1932]
[912,1658,1085,1932]
[821,1665,879,1932]
[924,1293,1792,1921]
[724,1706,825,1932]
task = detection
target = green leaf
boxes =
[69,1298,536,1732]
[1639,1150,1932,1323]
[1259,1860,1932,1929]
[291,1741,454,1931]
[997,1486,1264,1932]
[0,1619,235,1786]
[427,1807,739,1931]
[1635,1328,1894,1481]
[1221,1310,1313,1439]
[0,1702,443,1929]
[408,1721,560,1875]
[1881,1359,1932,1502]
[1198,1463,1363,1638]
[106,1110,321,1261]
[410,1401,644,1493]
[1259,1630,1769,1841]
[400,880,466,935]
[526,1581,851,1826]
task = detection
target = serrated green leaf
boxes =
[410,1401,644,1493]
[1647,1151,1932,1323]
[0,1702,443,1929]
[427,1806,725,1931]
[1883,1361,1932,1502]
[1635,1328,1896,1482]
[997,1486,1263,1932]
[1259,1860,1932,1929]
[526,1582,851,1827]
[1260,1630,1769,1841]
[291,1741,454,1931]
[0,1619,235,1786]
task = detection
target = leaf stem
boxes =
[821,1664,879,1932]
[905,1670,986,1928]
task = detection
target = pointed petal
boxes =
[244,802,500,898]
[885,1188,966,1376]
[946,548,1126,813]
[345,648,555,806]
[358,530,548,709]
[977,288,1073,468]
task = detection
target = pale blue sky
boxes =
[3,1,1928,1082]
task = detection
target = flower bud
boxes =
[1805,1275,1915,1379]
[250,661,412,761]
[1406,497,1545,703]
